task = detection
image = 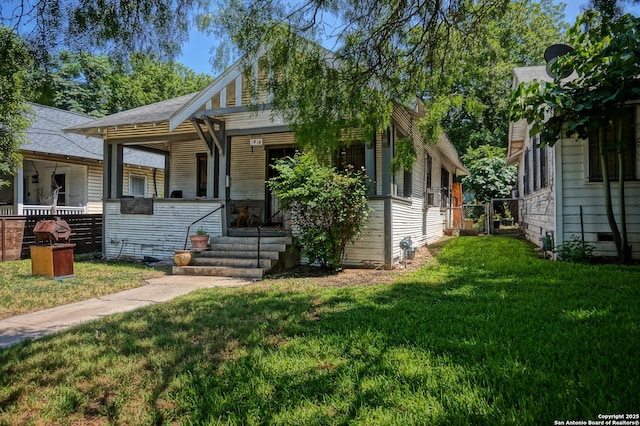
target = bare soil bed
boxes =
[263,243,438,287]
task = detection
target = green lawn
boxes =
[0,259,167,319]
[1,237,638,424]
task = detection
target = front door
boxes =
[266,147,296,224]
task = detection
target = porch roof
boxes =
[28,103,165,168]
[436,135,470,176]
[64,93,198,135]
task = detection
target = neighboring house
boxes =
[508,66,640,259]
[0,103,166,216]
[66,56,468,275]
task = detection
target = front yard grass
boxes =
[0,259,167,319]
[1,236,638,424]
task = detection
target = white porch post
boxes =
[14,164,24,215]
[381,127,394,196]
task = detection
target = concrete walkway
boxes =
[0,275,251,349]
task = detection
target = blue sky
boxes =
[177,1,640,76]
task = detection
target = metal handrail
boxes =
[183,205,225,250]
[257,209,282,268]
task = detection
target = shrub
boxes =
[555,235,595,263]
[268,153,370,270]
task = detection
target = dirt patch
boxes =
[263,242,443,287]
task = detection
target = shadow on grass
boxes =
[1,237,639,424]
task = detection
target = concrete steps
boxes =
[172,235,295,279]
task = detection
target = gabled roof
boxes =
[170,55,250,131]
[25,103,165,168]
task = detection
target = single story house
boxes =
[0,103,165,216]
[507,66,640,259]
[66,56,468,277]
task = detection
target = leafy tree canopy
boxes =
[210,0,514,154]
[436,0,567,154]
[208,0,568,158]
[29,51,213,117]
[461,145,517,202]
[1,0,210,63]
[0,26,31,187]
[510,11,640,145]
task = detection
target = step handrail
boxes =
[257,209,283,268]
[183,204,225,250]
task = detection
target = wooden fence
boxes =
[21,214,103,259]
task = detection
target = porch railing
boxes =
[0,205,88,216]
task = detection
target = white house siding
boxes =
[517,140,556,248]
[391,198,420,264]
[220,110,287,131]
[559,136,640,259]
[520,187,555,246]
[424,206,446,243]
[229,133,296,201]
[103,199,223,261]
[87,164,103,213]
[169,139,209,199]
[343,198,386,268]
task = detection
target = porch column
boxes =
[220,135,231,235]
[163,151,170,199]
[381,127,394,196]
[14,164,24,215]
[365,135,376,196]
[104,142,124,199]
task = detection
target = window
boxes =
[441,167,450,207]
[523,148,530,195]
[588,107,636,182]
[403,170,413,198]
[334,143,365,172]
[533,141,539,191]
[129,175,146,197]
[539,144,548,188]
[197,153,208,197]
[424,154,436,206]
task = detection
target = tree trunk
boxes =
[599,127,623,258]
[616,119,631,263]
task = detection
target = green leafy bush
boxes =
[555,235,595,263]
[268,153,370,270]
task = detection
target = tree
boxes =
[210,0,513,156]
[580,0,640,21]
[436,0,568,154]
[268,153,370,270]
[1,0,208,63]
[510,11,640,263]
[30,51,213,117]
[0,26,31,188]
[461,146,517,202]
